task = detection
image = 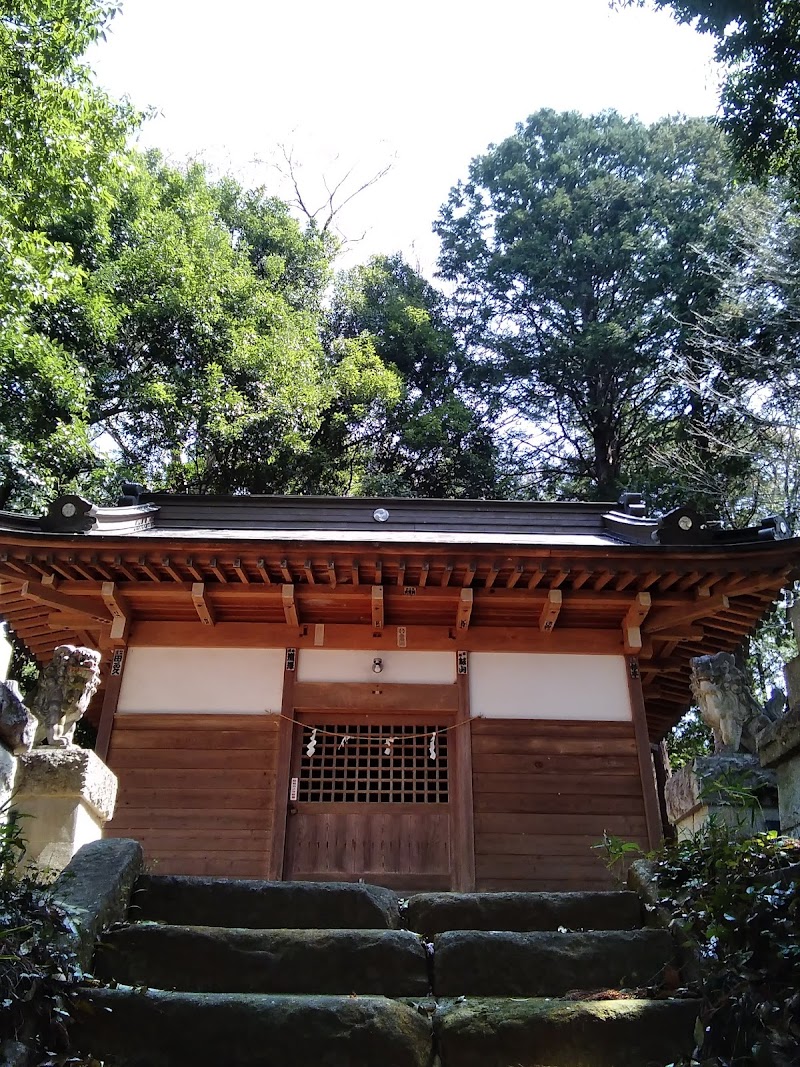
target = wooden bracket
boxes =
[101,581,131,641]
[282,584,299,627]
[646,594,729,633]
[456,588,473,631]
[191,582,215,626]
[539,589,562,632]
[21,580,110,623]
[372,586,384,631]
[622,592,651,653]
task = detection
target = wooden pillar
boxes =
[95,646,127,761]
[626,655,663,851]
[268,647,297,880]
[451,650,476,891]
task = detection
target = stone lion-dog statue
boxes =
[690,651,778,755]
[31,644,102,747]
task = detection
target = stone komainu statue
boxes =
[31,644,102,747]
[690,651,778,755]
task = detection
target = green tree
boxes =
[324,254,507,497]
[435,110,743,501]
[0,0,137,508]
[622,1,800,184]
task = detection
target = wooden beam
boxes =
[101,581,131,642]
[351,560,360,586]
[440,561,454,588]
[622,625,643,654]
[396,560,406,588]
[191,582,215,626]
[374,559,383,585]
[527,565,545,591]
[282,584,299,627]
[20,581,110,623]
[96,646,127,761]
[506,563,524,589]
[184,557,203,582]
[279,559,292,583]
[126,620,640,655]
[453,655,476,891]
[645,595,730,633]
[626,657,664,850]
[233,558,250,584]
[209,557,227,584]
[484,561,501,589]
[327,560,337,588]
[293,681,458,713]
[419,561,430,587]
[456,588,473,632]
[303,560,316,585]
[114,556,137,583]
[268,650,296,880]
[539,589,562,632]
[161,556,182,583]
[462,561,477,588]
[372,585,384,631]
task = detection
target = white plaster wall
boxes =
[469,653,631,720]
[117,647,285,713]
[298,650,456,685]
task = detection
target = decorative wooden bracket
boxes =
[456,588,473,631]
[282,584,299,627]
[21,580,110,623]
[539,589,562,632]
[646,594,729,633]
[622,592,651,653]
[372,586,384,632]
[191,582,215,626]
[101,581,131,641]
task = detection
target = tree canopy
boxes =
[434,110,745,502]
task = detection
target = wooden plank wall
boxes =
[472,718,649,891]
[105,713,279,878]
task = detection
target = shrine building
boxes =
[0,491,796,892]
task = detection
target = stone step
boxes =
[71,989,432,1067]
[433,929,674,996]
[405,890,643,934]
[93,925,429,996]
[130,875,399,929]
[434,996,700,1067]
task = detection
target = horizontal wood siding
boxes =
[472,718,648,892]
[105,714,279,878]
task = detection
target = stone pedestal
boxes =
[14,748,117,873]
[664,754,779,839]
[757,705,800,836]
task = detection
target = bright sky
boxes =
[88,0,719,275]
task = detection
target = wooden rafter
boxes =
[161,556,182,583]
[485,561,500,589]
[233,558,250,584]
[209,557,227,584]
[462,561,477,588]
[256,558,271,584]
[20,580,110,623]
[279,559,292,583]
[440,561,453,587]
[645,594,730,633]
[527,565,544,590]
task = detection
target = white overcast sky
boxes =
[88,0,719,275]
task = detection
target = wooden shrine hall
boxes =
[0,491,797,892]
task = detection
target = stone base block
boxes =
[758,704,800,835]
[13,747,117,873]
[665,754,778,840]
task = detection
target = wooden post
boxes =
[95,646,126,761]
[268,648,297,880]
[626,655,663,851]
[452,650,476,891]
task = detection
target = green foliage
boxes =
[0,808,91,1064]
[667,711,714,769]
[435,110,744,500]
[623,1,800,186]
[0,0,138,510]
[654,823,800,1066]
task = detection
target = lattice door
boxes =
[284,717,453,889]
[296,722,449,804]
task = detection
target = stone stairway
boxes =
[71,876,699,1067]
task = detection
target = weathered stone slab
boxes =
[665,754,778,838]
[94,925,429,996]
[434,996,700,1067]
[405,891,642,935]
[758,704,800,834]
[52,837,143,970]
[433,929,673,996]
[13,747,118,871]
[132,875,400,929]
[71,989,433,1067]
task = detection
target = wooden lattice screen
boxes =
[297,722,449,804]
